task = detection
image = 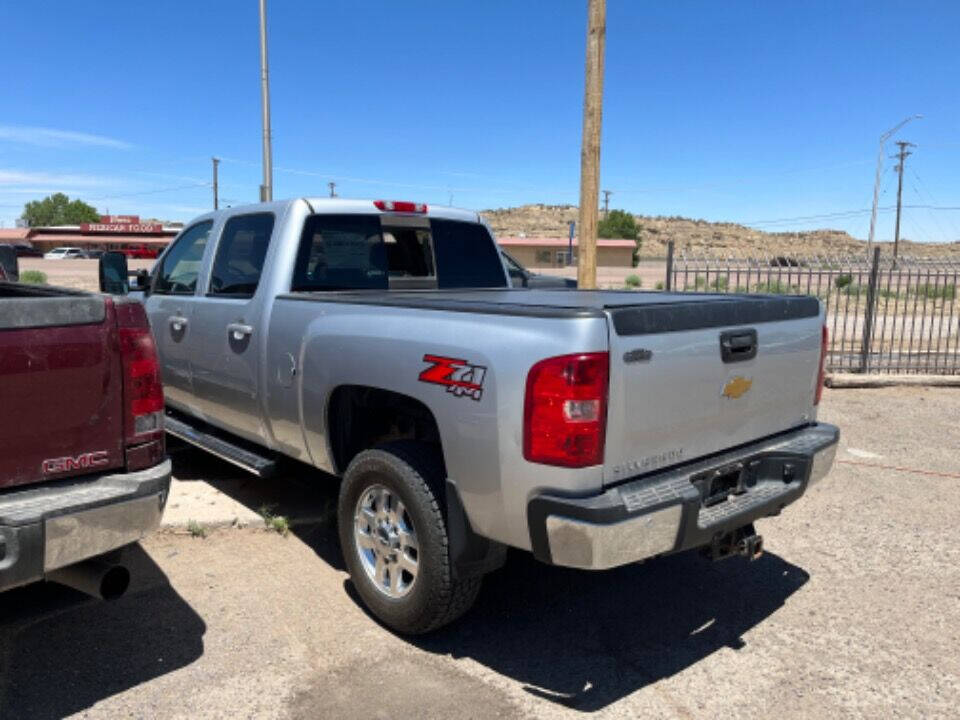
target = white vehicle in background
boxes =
[43,247,86,260]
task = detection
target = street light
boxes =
[258,0,273,202]
[866,114,922,256]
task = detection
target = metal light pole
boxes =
[258,0,273,202]
[866,114,922,256]
[212,157,220,210]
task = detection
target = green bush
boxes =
[912,283,957,301]
[751,280,794,295]
[694,275,729,291]
[20,270,47,284]
[598,209,637,240]
[834,274,853,289]
[625,274,641,288]
[655,280,664,290]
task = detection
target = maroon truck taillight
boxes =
[115,301,165,469]
[815,325,828,406]
[524,352,609,468]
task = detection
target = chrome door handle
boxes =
[227,323,254,340]
[169,316,188,332]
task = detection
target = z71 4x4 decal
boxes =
[419,354,487,401]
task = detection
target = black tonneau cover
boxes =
[277,288,820,332]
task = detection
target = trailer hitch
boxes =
[704,524,764,562]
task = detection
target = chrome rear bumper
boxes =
[0,459,171,592]
[528,424,839,570]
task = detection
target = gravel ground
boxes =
[1,387,958,719]
[17,258,154,292]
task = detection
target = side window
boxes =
[153,221,213,295]
[431,219,507,289]
[209,213,275,297]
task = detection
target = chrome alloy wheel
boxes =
[354,484,419,598]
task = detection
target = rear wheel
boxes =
[337,442,481,634]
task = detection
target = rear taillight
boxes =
[115,302,164,463]
[374,199,428,213]
[815,325,828,405]
[524,352,609,468]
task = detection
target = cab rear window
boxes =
[291,215,506,291]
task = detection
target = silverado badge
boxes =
[722,376,753,399]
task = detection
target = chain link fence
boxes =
[665,242,960,374]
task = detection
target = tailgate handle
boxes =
[720,329,757,362]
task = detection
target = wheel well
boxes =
[327,385,443,475]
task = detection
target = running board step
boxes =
[164,415,277,478]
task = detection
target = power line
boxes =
[911,167,960,240]
[86,182,211,201]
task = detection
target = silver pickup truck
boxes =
[100,197,838,634]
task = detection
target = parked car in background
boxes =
[121,244,160,259]
[501,249,577,288]
[43,246,86,260]
[100,197,837,634]
[85,249,106,259]
[13,244,43,258]
[1,253,170,598]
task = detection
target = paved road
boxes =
[1,387,958,719]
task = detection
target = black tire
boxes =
[337,441,482,634]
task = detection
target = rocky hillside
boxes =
[481,204,960,258]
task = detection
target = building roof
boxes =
[27,234,171,245]
[0,228,30,241]
[497,236,636,248]
[28,225,179,235]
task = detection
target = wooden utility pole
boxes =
[212,157,220,210]
[892,140,914,262]
[328,181,337,198]
[602,189,612,217]
[577,0,606,289]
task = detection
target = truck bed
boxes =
[278,287,824,491]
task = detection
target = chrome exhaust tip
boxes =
[47,559,131,600]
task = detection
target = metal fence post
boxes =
[859,247,882,373]
[665,241,674,291]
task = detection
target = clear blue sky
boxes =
[2,0,959,242]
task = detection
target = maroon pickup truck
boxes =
[0,271,170,598]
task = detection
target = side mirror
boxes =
[99,251,129,295]
[131,268,150,291]
[0,245,18,282]
[508,267,529,288]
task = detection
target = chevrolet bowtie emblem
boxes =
[722,376,753,399]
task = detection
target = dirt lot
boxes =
[1,387,959,719]
[17,258,154,292]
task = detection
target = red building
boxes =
[7,215,180,255]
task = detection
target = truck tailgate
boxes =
[603,295,823,485]
[0,295,125,489]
